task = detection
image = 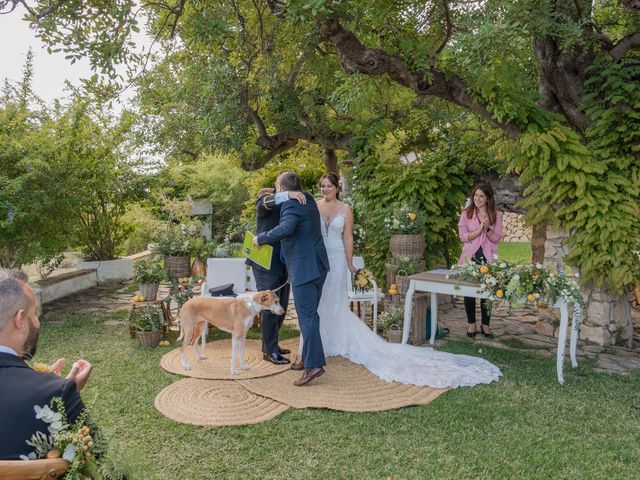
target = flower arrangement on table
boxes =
[450,260,584,315]
[352,267,376,294]
[22,397,105,479]
[383,203,426,234]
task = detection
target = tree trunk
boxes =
[531,222,547,264]
[323,148,338,174]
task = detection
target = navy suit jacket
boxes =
[257,193,329,287]
[0,352,85,459]
[245,193,286,277]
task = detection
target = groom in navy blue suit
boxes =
[254,171,330,386]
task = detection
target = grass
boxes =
[498,242,532,264]
[34,309,640,480]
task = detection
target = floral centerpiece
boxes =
[450,260,584,316]
[384,203,426,260]
[384,203,426,235]
[352,267,375,294]
[22,397,106,479]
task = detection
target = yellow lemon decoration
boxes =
[480,265,490,274]
[496,289,504,299]
[33,362,51,373]
[527,293,536,302]
[409,212,417,221]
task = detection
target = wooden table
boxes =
[402,269,580,384]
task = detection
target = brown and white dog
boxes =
[177,291,285,375]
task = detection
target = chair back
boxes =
[0,458,69,480]
[205,258,255,295]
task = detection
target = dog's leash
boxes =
[271,279,290,293]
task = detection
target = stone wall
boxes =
[541,226,629,346]
[501,212,531,242]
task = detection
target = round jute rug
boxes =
[160,339,292,380]
[239,356,448,412]
[154,379,289,427]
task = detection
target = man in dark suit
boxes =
[0,269,93,460]
[246,181,296,365]
[254,172,330,386]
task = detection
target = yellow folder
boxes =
[242,231,273,270]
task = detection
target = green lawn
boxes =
[35,309,640,479]
[498,242,532,264]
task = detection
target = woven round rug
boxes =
[160,339,292,379]
[239,356,448,412]
[154,379,289,426]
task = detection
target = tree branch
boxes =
[609,32,640,62]
[17,0,68,20]
[319,14,522,139]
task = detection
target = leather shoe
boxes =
[294,367,325,386]
[290,359,304,371]
[263,352,290,365]
[277,346,291,355]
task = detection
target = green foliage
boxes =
[133,258,166,284]
[0,55,80,267]
[351,130,473,281]
[510,58,640,292]
[393,257,421,276]
[152,226,193,257]
[129,304,164,332]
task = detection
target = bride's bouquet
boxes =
[353,268,375,294]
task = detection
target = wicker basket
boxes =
[395,270,410,295]
[164,256,191,279]
[137,330,162,348]
[389,234,425,260]
[139,283,159,301]
[386,324,403,343]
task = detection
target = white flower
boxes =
[63,444,76,462]
[512,274,520,281]
[34,405,61,425]
[500,263,506,268]
[20,452,37,461]
[493,254,499,260]
[535,263,543,269]
[534,293,540,299]
[574,272,580,278]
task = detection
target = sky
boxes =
[0,8,149,107]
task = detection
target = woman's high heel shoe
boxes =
[481,325,495,339]
[467,326,477,338]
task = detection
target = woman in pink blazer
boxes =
[458,183,503,338]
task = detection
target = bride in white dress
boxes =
[306,173,501,389]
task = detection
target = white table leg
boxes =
[430,292,438,346]
[372,287,378,333]
[556,302,569,384]
[569,302,578,368]
[402,281,416,344]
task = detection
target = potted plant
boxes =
[134,258,166,301]
[130,304,165,347]
[378,306,404,343]
[393,257,421,295]
[384,203,426,260]
[152,225,192,279]
[190,238,215,278]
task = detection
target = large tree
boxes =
[4,0,638,293]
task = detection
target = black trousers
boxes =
[464,247,491,326]
[252,267,290,354]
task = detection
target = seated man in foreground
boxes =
[0,269,93,460]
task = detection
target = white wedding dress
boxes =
[315,207,502,389]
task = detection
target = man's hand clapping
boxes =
[66,359,93,392]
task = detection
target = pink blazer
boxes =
[458,211,503,265]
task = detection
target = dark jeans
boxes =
[464,247,491,326]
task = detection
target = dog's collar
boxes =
[244,298,261,315]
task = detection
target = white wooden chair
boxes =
[202,258,255,297]
[347,256,384,331]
